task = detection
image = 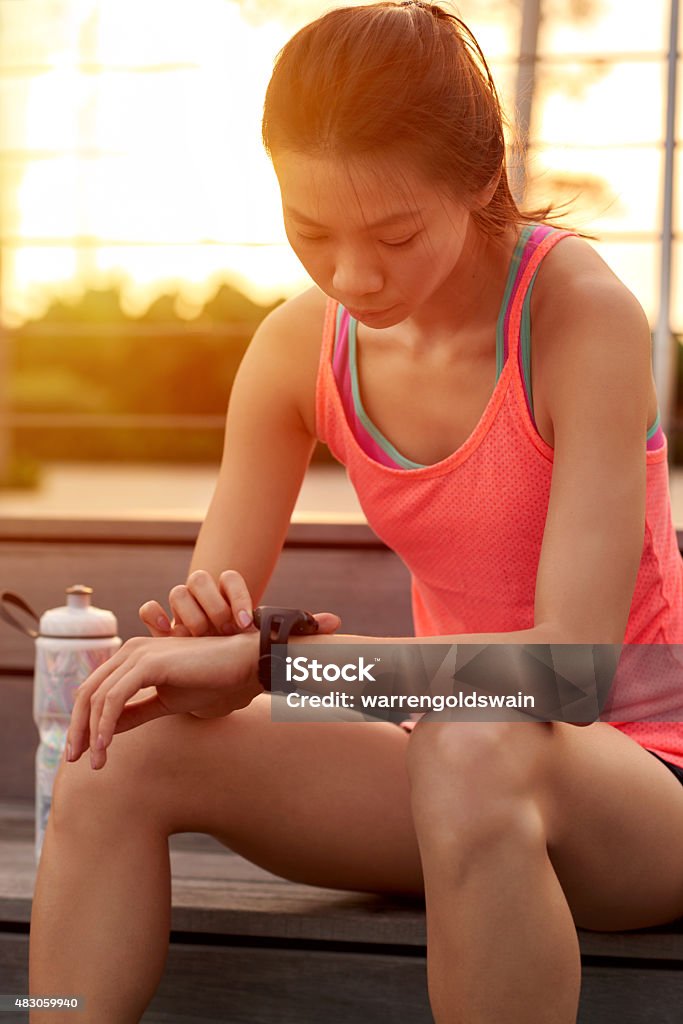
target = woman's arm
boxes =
[189,295,319,603]
[139,293,323,638]
[529,271,651,647]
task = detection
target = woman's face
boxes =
[272,149,473,327]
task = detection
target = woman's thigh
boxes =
[530,721,683,930]
[55,692,424,896]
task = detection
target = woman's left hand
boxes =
[65,631,262,770]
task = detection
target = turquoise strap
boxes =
[333,302,344,360]
[520,266,540,420]
[647,408,661,440]
[348,317,424,469]
[496,224,536,378]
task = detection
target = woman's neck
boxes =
[399,220,522,354]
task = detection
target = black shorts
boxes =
[647,749,683,786]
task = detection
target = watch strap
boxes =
[257,653,290,693]
[255,607,318,693]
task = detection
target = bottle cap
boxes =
[39,585,119,639]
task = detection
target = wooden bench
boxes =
[2,516,683,1023]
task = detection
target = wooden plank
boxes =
[0,543,412,669]
[0,540,200,670]
[579,964,683,1024]
[577,922,683,958]
[0,542,412,672]
[6,936,683,1024]
[146,942,434,1024]
[0,516,203,545]
[0,934,32,1024]
[0,677,34,801]
[0,933,434,1024]
[0,517,386,548]
[2,802,683,961]
[0,517,678,550]
[0,801,428,947]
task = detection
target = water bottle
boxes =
[0,586,121,862]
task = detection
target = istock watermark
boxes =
[267,642,683,726]
[285,655,379,684]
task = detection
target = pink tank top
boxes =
[332,225,665,464]
[315,224,683,767]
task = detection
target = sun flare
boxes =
[0,0,678,329]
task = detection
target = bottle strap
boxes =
[0,591,40,638]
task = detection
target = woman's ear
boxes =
[475,166,502,209]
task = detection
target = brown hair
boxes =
[262,1,594,242]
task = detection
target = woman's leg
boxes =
[29,693,422,1024]
[406,717,683,1024]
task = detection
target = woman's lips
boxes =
[348,304,396,319]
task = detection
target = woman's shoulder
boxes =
[531,229,651,354]
[531,229,655,439]
[259,285,330,438]
[532,230,641,321]
[268,283,330,323]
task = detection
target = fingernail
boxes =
[66,742,74,762]
[96,734,106,750]
[238,610,252,628]
[90,751,98,770]
[157,615,171,631]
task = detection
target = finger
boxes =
[170,621,192,637]
[88,662,136,767]
[186,569,238,636]
[168,585,213,637]
[112,690,175,732]
[312,612,342,635]
[66,645,133,761]
[88,660,155,769]
[218,570,254,631]
[67,682,96,762]
[139,600,172,637]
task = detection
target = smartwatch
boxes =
[253,606,319,693]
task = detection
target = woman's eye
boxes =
[296,232,326,242]
[382,234,418,248]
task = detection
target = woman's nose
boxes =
[332,253,383,298]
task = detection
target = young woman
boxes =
[30,3,683,1022]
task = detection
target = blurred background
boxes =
[0,0,682,523]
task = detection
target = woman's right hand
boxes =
[140,569,343,640]
[139,569,257,639]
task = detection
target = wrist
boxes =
[253,606,319,692]
[238,630,265,696]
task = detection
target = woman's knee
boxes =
[405,719,550,849]
[52,712,215,833]
[406,719,512,785]
[52,694,275,836]
[407,717,554,783]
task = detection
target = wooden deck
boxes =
[2,517,683,1022]
[3,798,683,1024]
[0,801,435,1024]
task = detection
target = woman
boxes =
[30,3,683,1022]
